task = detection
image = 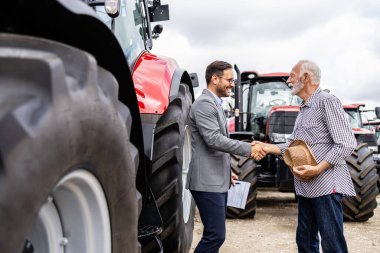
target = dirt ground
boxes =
[190,189,380,253]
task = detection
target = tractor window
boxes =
[250,81,301,117]
[95,0,147,65]
[361,110,377,124]
[248,81,301,135]
[345,110,362,129]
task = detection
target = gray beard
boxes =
[291,81,304,95]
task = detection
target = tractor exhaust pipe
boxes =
[234,64,244,131]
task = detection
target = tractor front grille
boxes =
[268,111,298,135]
[355,134,378,148]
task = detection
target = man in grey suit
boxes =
[186,60,265,252]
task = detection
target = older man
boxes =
[254,60,356,253]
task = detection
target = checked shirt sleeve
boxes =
[323,97,357,165]
[276,132,295,155]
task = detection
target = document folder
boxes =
[227,181,250,209]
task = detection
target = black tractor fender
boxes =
[0,0,144,158]
[170,68,196,103]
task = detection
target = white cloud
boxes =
[153,0,380,108]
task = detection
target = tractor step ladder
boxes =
[138,225,163,253]
[138,183,164,253]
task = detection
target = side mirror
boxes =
[189,73,199,88]
[149,2,169,22]
[375,107,380,119]
[152,24,163,39]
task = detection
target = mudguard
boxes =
[133,51,194,115]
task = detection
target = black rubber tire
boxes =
[0,34,140,252]
[343,143,379,222]
[148,83,195,252]
[227,154,258,219]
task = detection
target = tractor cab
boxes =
[361,107,380,146]
[248,76,302,139]
[343,104,378,154]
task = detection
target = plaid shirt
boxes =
[277,88,356,198]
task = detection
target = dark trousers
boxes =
[296,194,348,253]
[191,190,228,253]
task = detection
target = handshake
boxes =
[249,140,325,182]
[250,141,269,161]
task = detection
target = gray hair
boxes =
[299,60,321,85]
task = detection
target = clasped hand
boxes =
[250,141,267,160]
[292,165,321,182]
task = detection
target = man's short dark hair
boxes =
[205,61,232,84]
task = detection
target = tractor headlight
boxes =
[271,133,291,143]
[368,146,378,153]
[367,146,380,161]
[372,153,380,161]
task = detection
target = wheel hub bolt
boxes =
[59,237,69,246]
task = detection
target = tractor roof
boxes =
[241,71,289,82]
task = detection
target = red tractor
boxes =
[0,1,196,252]
[227,67,379,222]
[343,104,380,192]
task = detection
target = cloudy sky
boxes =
[152,0,380,109]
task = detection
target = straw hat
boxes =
[283,140,317,168]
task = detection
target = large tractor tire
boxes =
[227,155,258,219]
[343,143,379,222]
[148,83,195,252]
[0,34,140,253]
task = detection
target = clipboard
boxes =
[227,180,250,209]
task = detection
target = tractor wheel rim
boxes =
[27,169,111,253]
[182,124,192,223]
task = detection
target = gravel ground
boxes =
[190,189,380,253]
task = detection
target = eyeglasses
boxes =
[219,76,235,84]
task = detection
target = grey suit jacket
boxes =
[186,89,251,193]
